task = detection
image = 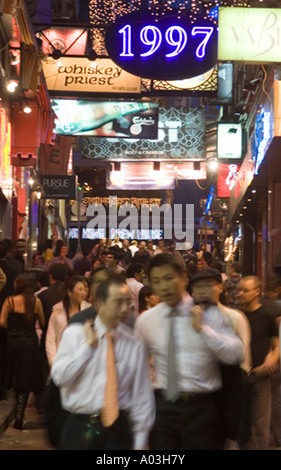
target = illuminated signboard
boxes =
[218,7,281,63]
[106,162,206,190]
[41,28,88,56]
[0,109,11,184]
[252,108,273,175]
[217,123,242,160]
[80,107,206,161]
[42,57,141,94]
[82,227,163,241]
[217,164,240,198]
[52,100,158,139]
[105,12,217,80]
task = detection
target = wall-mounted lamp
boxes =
[6,80,18,93]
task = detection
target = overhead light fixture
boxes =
[23,104,32,114]
[6,80,18,93]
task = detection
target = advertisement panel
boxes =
[40,175,77,199]
[106,162,206,190]
[52,100,159,139]
[217,164,240,198]
[42,57,141,94]
[217,123,242,160]
[218,7,281,63]
[80,107,206,161]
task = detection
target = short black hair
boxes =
[49,263,68,281]
[95,277,126,303]
[126,262,143,278]
[147,253,184,279]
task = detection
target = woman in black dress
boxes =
[0,274,45,429]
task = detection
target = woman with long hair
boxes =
[45,275,90,368]
[0,274,45,430]
[138,285,160,315]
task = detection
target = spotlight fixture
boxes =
[23,104,32,114]
[6,80,18,93]
[87,50,98,61]
[52,48,62,60]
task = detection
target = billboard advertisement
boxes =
[217,123,242,160]
[217,164,240,198]
[52,100,159,139]
[80,106,206,160]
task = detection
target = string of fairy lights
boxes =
[88,0,252,53]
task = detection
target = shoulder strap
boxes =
[7,296,14,313]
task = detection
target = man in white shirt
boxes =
[135,253,244,450]
[51,278,155,450]
[126,262,144,317]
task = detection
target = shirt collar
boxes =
[164,292,193,317]
[95,315,120,340]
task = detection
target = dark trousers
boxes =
[149,390,224,450]
[59,411,132,450]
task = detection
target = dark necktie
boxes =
[165,309,180,402]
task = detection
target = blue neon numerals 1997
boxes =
[118,24,214,60]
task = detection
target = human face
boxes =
[191,279,222,304]
[68,281,87,305]
[60,246,68,258]
[146,293,160,308]
[149,264,186,307]
[106,253,116,267]
[98,283,132,329]
[237,278,260,311]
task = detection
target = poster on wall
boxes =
[52,100,159,139]
[80,107,206,160]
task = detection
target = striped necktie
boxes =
[101,331,119,427]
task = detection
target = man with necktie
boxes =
[135,253,244,450]
[51,277,155,450]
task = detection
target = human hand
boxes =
[190,304,204,332]
[84,320,98,348]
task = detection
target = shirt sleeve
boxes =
[200,307,244,365]
[129,339,155,450]
[51,324,95,388]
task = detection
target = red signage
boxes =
[217,164,240,197]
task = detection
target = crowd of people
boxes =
[0,235,280,450]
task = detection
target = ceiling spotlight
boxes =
[52,49,62,60]
[23,104,32,114]
[6,80,18,93]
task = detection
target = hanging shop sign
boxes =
[218,7,281,63]
[217,164,240,198]
[106,162,206,190]
[79,106,206,161]
[0,108,11,184]
[42,57,141,94]
[52,100,159,139]
[217,123,242,160]
[105,11,218,80]
[40,175,77,199]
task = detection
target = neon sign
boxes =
[105,12,217,80]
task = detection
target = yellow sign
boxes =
[42,57,141,94]
[218,7,281,63]
[0,108,11,183]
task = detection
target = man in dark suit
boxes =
[38,263,68,376]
